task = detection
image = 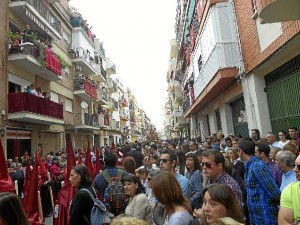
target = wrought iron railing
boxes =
[26,0,61,34]
[182,96,190,113]
[84,113,99,127]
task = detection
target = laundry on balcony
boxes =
[45,47,62,75]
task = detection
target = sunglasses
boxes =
[295,164,300,170]
[147,177,152,181]
[200,162,214,169]
[159,158,171,163]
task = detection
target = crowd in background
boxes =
[3,126,300,225]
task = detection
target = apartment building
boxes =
[165,0,300,140]
[0,0,154,157]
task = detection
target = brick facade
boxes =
[234,0,300,73]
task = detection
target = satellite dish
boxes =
[80,101,88,109]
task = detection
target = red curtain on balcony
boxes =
[83,80,97,99]
[8,93,63,119]
[45,47,62,75]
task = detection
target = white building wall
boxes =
[242,73,272,137]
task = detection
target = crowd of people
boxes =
[2,126,300,225]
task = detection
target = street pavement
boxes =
[45,216,53,225]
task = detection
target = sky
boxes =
[69,0,177,130]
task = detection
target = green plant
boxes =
[56,54,68,69]
[38,43,46,69]
[7,31,22,41]
[26,32,38,42]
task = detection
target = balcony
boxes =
[73,47,96,75]
[74,78,98,102]
[74,113,100,130]
[98,114,109,128]
[97,88,109,105]
[129,104,135,111]
[9,0,61,39]
[257,0,300,23]
[185,42,239,117]
[120,110,129,121]
[106,58,116,74]
[182,96,191,114]
[107,79,118,92]
[119,97,128,107]
[92,64,106,82]
[174,116,186,130]
[173,80,183,103]
[112,99,119,111]
[131,130,141,137]
[120,126,129,138]
[130,117,137,124]
[8,92,64,125]
[8,43,62,81]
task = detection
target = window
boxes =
[65,98,73,112]
[8,73,31,92]
[62,31,71,44]
[51,91,59,103]
[215,109,222,131]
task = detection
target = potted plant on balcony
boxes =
[7,31,22,52]
[56,54,68,69]
[69,6,83,27]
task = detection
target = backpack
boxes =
[81,188,113,225]
[102,169,127,214]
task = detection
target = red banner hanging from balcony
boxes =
[83,79,97,99]
[45,47,62,75]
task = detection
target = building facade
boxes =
[164,0,300,140]
[0,0,154,157]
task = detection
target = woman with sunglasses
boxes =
[152,172,193,225]
[185,152,203,210]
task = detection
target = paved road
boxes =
[45,216,53,225]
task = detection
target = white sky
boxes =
[69,0,177,130]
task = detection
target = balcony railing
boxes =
[8,92,63,119]
[74,78,98,100]
[8,40,63,80]
[83,113,99,127]
[97,88,108,103]
[129,104,135,111]
[182,96,191,114]
[119,97,128,107]
[98,114,109,127]
[26,0,61,34]
[194,42,240,98]
[112,99,119,110]
[132,130,141,136]
[73,47,96,75]
[120,111,129,120]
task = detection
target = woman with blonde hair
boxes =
[110,215,148,225]
[152,172,193,225]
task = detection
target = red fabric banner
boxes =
[8,93,63,119]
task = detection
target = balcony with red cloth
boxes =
[74,78,98,102]
[8,42,63,82]
[8,92,64,125]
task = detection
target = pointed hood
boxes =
[0,138,15,193]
